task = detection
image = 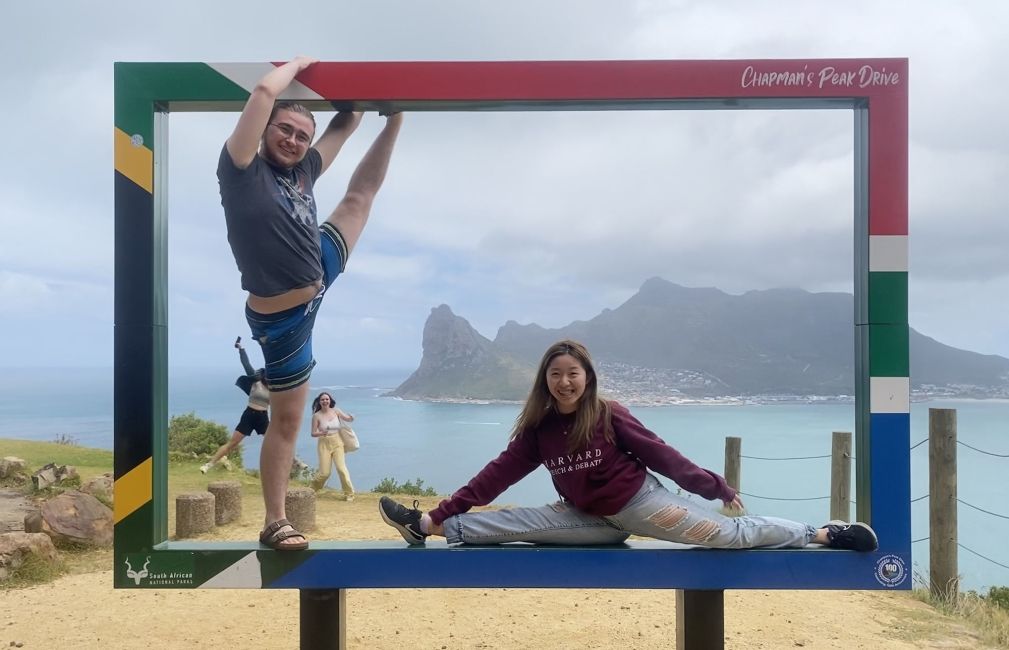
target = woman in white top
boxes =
[201,337,270,474]
[310,391,355,500]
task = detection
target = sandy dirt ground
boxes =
[0,490,998,649]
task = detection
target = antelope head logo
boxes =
[125,556,151,585]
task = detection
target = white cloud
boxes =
[1,0,1007,366]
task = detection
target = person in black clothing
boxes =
[201,337,270,474]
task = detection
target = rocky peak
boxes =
[419,305,494,369]
[389,306,534,401]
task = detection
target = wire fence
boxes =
[910,539,1009,571]
[735,431,1009,575]
[741,453,833,461]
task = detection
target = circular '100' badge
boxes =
[874,554,907,587]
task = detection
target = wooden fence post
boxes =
[929,408,958,601]
[724,436,741,492]
[830,431,852,522]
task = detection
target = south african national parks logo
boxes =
[874,554,907,587]
[123,554,195,587]
[124,556,150,585]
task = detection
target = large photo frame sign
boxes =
[113,58,909,590]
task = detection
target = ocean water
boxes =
[1,366,1007,591]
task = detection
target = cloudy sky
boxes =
[2,1,1007,372]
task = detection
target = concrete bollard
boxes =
[207,481,243,526]
[175,492,215,538]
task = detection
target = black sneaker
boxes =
[379,496,428,545]
[823,520,878,552]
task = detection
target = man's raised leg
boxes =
[260,382,310,548]
[325,113,403,255]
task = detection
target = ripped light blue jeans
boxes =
[441,473,817,548]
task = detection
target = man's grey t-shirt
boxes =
[218,145,324,297]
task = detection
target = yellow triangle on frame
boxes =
[114,127,153,193]
[114,456,153,524]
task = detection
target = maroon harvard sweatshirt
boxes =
[428,401,736,525]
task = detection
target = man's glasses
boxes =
[268,122,312,146]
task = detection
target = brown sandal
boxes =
[259,518,309,551]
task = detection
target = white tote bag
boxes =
[339,426,360,452]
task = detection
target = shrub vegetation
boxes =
[167,412,243,467]
[372,477,438,497]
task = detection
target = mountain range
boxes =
[390,277,1009,402]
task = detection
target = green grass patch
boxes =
[168,462,263,495]
[2,439,112,495]
[2,552,69,589]
[3,439,113,476]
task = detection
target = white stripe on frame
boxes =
[869,235,908,272]
[198,552,263,589]
[870,376,910,414]
[207,63,324,100]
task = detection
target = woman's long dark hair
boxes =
[511,339,612,453]
[311,392,333,413]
